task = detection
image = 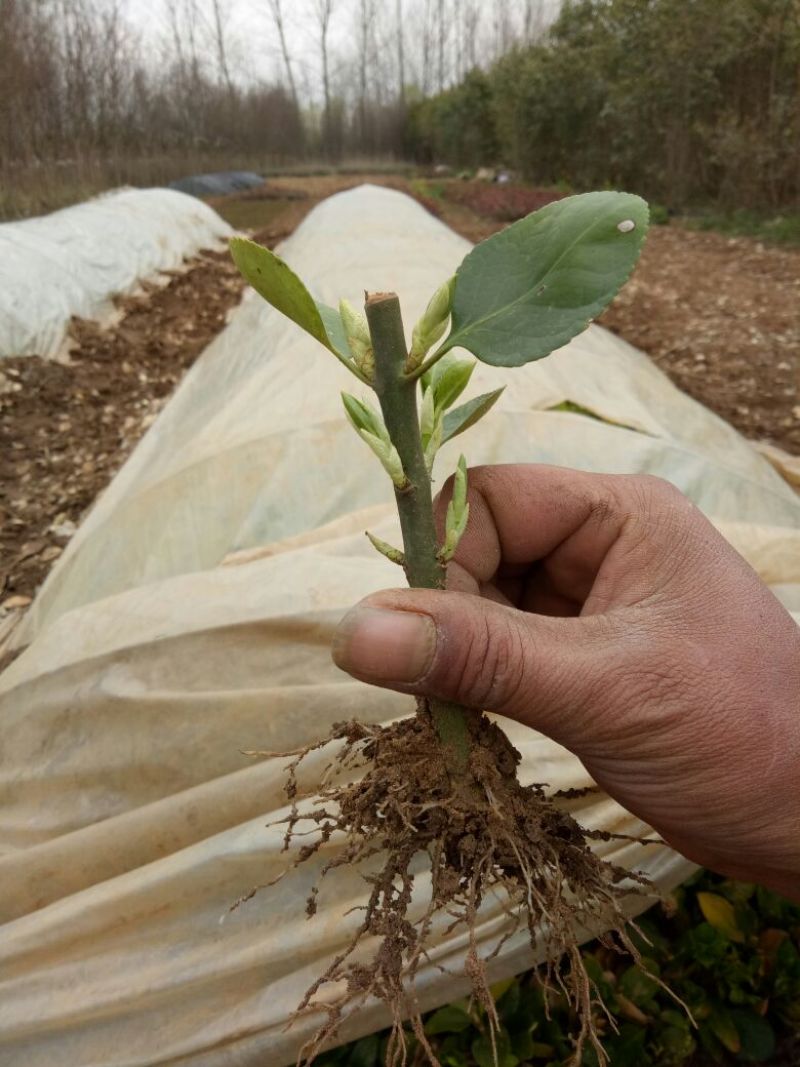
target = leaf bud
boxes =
[365,531,405,566]
[342,392,383,438]
[340,298,374,380]
[441,456,470,561]
[409,276,455,367]
[358,429,407,488]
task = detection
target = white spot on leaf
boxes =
[617,219,636,233]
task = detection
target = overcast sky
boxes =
[122,0,562,101]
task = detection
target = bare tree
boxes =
[523,0,546,42]
[266,0,299,110]
[164,0,205,140]
[209,0,235,96]
[355,0,378,146]
[492,0,513,60]
[312,0,337,156]
[436,0,445,92]
[396,0,405,105]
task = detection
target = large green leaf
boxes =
[442,191,649,367]
[230,236,351,362]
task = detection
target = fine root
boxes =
[253,706,662,1067]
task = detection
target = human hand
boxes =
[333,465,800,901]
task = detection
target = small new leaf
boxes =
[230,237,368,383]
[423,414,443,475]
[340,298,375,381]
[441,456,469,562]
[358,429,407,488]
[442,388,504,445]
[430,353,476,413]
[342,392,384,438]
[366,531,405,566]
[409,276,455,368]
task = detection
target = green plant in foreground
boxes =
[231,192,651,1066]
[316,871,800,1067]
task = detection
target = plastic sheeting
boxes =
[1,185,798,1067]
[168,172,265,198]
[0,188,233,360]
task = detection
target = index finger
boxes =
[434,464,685,610]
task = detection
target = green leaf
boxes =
[429,353,475,412]
[697,892,745,943]
[347,1034,381,1067]
[318,301,354,360]
[490,976,518,1005]
[443,191,649,367]
[230,237,357,371]
[548,399,604,420]
[618,963,659,1008]
[509,1028,534,1060]
[660,1009,691,1031]
[606,1023,650,1067]
[583,954,614,1003]
[441,388,504,444]
[438,1034,472,1066]
[657,1025,695,1063]
[709,1005,741,1054]
[472,1029,519,1067]
[682,922,729,967]
[729,1011,775,1062]
[424,1002,473,1036]
[342,393,383,437]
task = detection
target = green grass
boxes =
[411,178,446,201]
[680,208,800,247]
[316,871,800,1066]
[0,155,418,222]
[209,195,293,232]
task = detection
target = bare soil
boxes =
[0,196,314,608]
[1,174,798,612]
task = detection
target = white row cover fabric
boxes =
[1,185,798,1067]
[0,188,233,360]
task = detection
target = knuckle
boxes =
[585,484,619,529]
[616,475,700,556]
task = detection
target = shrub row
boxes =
[407,0,800,211]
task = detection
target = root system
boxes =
[246,705,658,1067]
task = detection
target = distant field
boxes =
[0,154,415,222]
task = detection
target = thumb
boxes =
[332,588,632,754]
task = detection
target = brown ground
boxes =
[1,174,798,610]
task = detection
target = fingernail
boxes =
[332,606,437,683]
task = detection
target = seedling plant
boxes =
[231,191,652,1067]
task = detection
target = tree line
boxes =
[1,0,548,182]
[409,0,800,210]
[0,0,303,172]
[2,0,796,215]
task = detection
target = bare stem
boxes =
[365,292,474,772]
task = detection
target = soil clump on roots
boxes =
[254,705,654,1067]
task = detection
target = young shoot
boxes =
[230,191,652,1067]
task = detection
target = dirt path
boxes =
[0,197,317,606]
[602,226,800,455]
[1,175,798,608]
